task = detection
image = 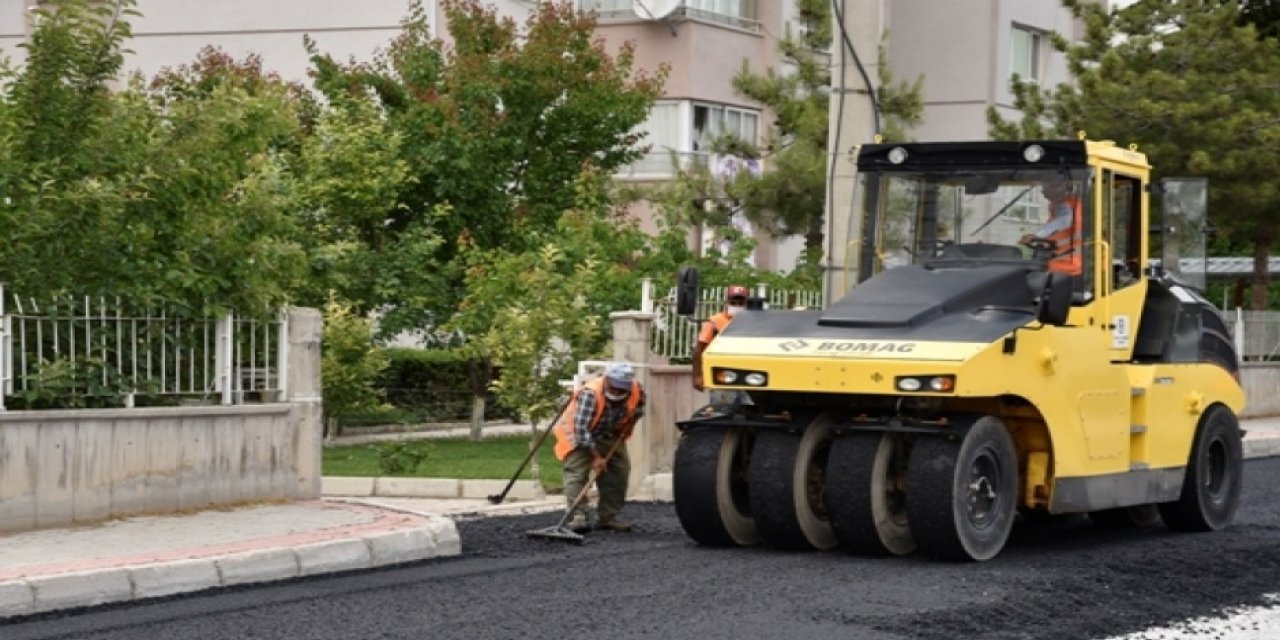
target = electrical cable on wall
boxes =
[830,0,881,135]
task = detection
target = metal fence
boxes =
[1225,309,1280,361]
[0,285,287,410]
[644,279,824,361]
[639,279,1280,363]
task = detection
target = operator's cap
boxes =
[726,285,749,301]
[605,362,635,390]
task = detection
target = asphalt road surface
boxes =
[6,458,1280,640]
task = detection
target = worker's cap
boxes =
[605,362,635,390]
[726,285,749,301]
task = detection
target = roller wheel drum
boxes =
[673,427,759,547]
[748,426,837,550]
[825,432,915,556]
[793,416,839,550]
[1088,505,1160,529]
[1158,405,1243,532]
[907,416,1018,562]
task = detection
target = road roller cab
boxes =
[672,139,1245,561]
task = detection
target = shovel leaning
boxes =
[487,399,570,505]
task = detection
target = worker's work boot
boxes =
[595,518,633,532]
[568,513,590,533]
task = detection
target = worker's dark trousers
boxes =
[562,439,631,524]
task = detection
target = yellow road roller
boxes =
[673,139,1245,561]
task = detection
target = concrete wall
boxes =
[0,307,322,534]
[1241,363,1280,419]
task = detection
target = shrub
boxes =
[373,440,433,475]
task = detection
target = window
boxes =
[692,103,759,152]
[625,101,682,175]
[578,1,758,28]
[616,100,760,178]
[1105,170,1144,290]
[1011,26,1042,83]
[579,0,633,13]
[684,0,756,21]
[997,185,1042,222]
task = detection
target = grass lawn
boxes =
[322,434,564,491]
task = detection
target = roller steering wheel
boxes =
[1021,237,1057,262]
[1022,237,1056,252]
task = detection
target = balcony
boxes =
[582,1,761,33]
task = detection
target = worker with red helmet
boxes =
[692,285,749,393]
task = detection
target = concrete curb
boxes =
[322,476,546,501]
[0,514,460,619]
[1244,435,1280,460]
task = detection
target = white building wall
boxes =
[885,0,1079,142]
[121,0,424,82]
[2,1,540,84]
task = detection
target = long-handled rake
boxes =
[526,436,626,544]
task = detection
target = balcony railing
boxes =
[583,1,761,32]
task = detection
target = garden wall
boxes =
[0,308,322,534]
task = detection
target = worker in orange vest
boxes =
[553,362,646,533]
[692,284,749,393]
[1020,175,1083,276]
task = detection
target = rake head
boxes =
[525,525,586,544]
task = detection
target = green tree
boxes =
[674,0,922,282]
[447,169,643,439]
[321,295,390,440]
[0,4,308,313]
[988,0,1280,309]
[307,0,666,333]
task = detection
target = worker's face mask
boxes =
[605,388,628,403]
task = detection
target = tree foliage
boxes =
[306,0,666,332]
[675,0,922,283]
[0,2,307,313]
[321,294,390,439]
[448,174,619,428]
[987,0,1280,309]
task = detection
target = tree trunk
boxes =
[470,395,485,442]
[325,415,340,442]
[467,358,490,442]
[1252,242,1272,311]
[529,420,542,492]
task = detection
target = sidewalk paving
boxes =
[1,416,1277,620]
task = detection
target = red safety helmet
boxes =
[726,285,749,301]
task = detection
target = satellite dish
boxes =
[633,0,681,20]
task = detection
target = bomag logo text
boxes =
[816,341,915,353]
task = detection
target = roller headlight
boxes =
[711,368,768,388]
[895,375,956,393]
[928,376,955,392]
[1023,144,1045,163]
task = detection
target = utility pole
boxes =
[823,0,883,305]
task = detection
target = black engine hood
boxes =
[721,265,1041,344]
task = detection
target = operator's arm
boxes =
[1034,204,1075,238]
[692,320,716,391]
[572,388,597,451]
